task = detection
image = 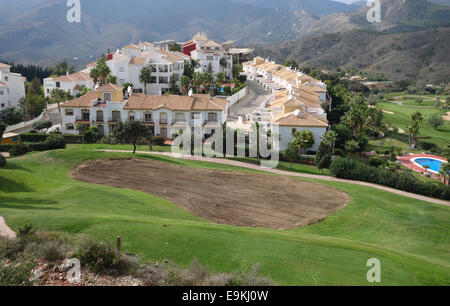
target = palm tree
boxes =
[90,54,111,86]
[294,130,315,155]
[180,76,191,95]
[321,130,338,151]
[50,88,71,125]
[345,140,359,157]
[192,72,203,92]
[407,111,424,149]
[202,72,213,94]
[439,163,450,185]
[139,66,152,94]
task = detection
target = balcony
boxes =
[75,116,91,124]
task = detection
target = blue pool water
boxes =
[414,158,445,173]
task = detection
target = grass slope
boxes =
[0,145,449,285]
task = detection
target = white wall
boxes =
[278,126,327,152]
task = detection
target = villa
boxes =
[243,57,331,151]
[183,33,233,79]
[44,71,93,97]
[0,62,26,110]
[59,83,229,138]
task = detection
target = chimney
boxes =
[66,71,69,76]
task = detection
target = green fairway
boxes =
[378,100,450,149]
[0,145,449,285]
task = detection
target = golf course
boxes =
[0,145,449,285]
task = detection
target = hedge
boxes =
[0,144,15,152]
[0,155,6,167]
[9,135,67,157]
[20,133,84,144]
[330,157,450,200]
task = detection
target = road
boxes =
[229,80,271,118]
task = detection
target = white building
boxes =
[243,57,330,151]
[44,71,94,97]
[188,33,233,79]
[108,42,190,95]
[59,83,229,138]
[0,63,26,110]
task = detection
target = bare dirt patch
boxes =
[71,158,349,229]
[442,112,450,121]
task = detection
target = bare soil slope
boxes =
[71,158,349,229]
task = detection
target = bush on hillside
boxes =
[0,155,6,167]
[9,144,30,157]
[20,133,84,144]
[152,136,166,146]
[330,157,450,200]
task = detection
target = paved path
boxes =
[0,216,16,239]
[99,150,450,207]
[230,80,271,118]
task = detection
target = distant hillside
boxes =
[254,27,450,83]
[229,0,360,16]
[296,0,450,37]
[0,0,308,66]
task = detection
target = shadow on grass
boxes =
[3,162,32,172]
[0,177,34,193]
[0,197,59,210]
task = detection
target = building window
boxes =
[103,92,112,102]
[82,110,90,121]
[175,113,185,123]
[1,103,4,108]
[150,76,157,84]
[119,67,125,72]
[66,124,75,130]
[144,112,153,122]
[159,65,168,73]
[65,109,74,116]
[291,128,297,136]
[56,82,60,88]
[4,76,8,82]
[160,127,168,138]
[160,112,168,124]
[150,65,157,73]
[96,111,104,122]
[191,112,201,120]
[159,77,168,84]
[208,112,217,122]
[112,111,121,122]
[0,89,3,95]
[128,111,135,121]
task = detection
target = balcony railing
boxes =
[75,116,91,122]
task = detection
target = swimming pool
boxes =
[412,158,446,173]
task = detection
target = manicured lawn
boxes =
[0,146,449,285]
[378,101,450,149]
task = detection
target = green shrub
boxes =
[0,262,35,286]
[20,133,84,144]
[75,240,138,275]
[152,136,166,146]
[0,155,6,167]
[46,135,66,149]
[0,144,14,152]
[330,157,450,200]
[9,143,29,157]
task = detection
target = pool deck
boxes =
[398,154,447,177]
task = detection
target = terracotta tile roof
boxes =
[158,50,189,63]
[129,57,147,65]
[53,71,91,82]
[0,63,11,68]
[198,40,222,48]
[96,83,124,92]
[61,91,98,108]
[272,110,328,127]
[296,83,327,93]
[123,44,140,49]
[124,94,228,111]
